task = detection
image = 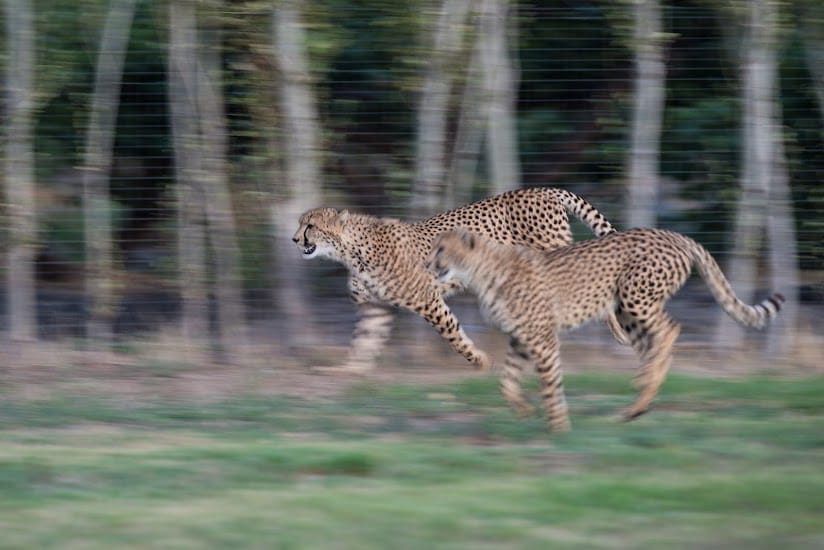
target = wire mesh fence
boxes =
[1,1,822,370]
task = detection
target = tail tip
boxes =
[764,293,785,314]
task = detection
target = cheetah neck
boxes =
[337,214,403,273]
[454,242,517,298]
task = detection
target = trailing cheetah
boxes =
[427,228,784,432]
[293,187,622,373]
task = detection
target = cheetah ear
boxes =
[460,230,477,250]
[338,209,350,223]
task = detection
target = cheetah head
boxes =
[427,228,479,283]
[292,207,350,262]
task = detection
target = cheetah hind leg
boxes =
[623,313,680,420]
[500,338,537,417]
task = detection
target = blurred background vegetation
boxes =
[1,0,822,363]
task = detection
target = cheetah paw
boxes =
[474,352,493,372]
[621,406,649,422]
[512,402,537,418]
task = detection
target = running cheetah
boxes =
[427,228,784,432]
[293,187,622,373]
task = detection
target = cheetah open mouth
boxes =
[302,244,317,256]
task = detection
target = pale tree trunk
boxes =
[168,2,249,365]
[479,0,520,195]
[717,0,797,353]
[408,0,475,352]
[765,131,798,355]
[197,25,250,365]
[626,0,666,229]
[411,0,474,217]
[448,22,485,207]
[716,1,771,348]
[168,0,209,361]
[3,0,37,346]
[82,0,137,348]
[273,0,323,349]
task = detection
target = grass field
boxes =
[1,361,822,549]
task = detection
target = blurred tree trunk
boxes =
[3,0,37,346]
[168,0,249,365]
[197,24,250,365]
[765,131,798,355]
[717,0,798,354]
[412,0,473,217]
[478,0,520,195]
[82,0,136,348]
[447,0,520,206]
[448,22,485,207]
[626,0,666,229]
[168,0,209,361]
[272,0,323,349]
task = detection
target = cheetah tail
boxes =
[554,189,616,237]
[688,239,784,329]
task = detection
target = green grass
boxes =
[0,371,822,549]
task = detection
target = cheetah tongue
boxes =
[303,244,316,256]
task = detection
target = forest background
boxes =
[2,0,822,367]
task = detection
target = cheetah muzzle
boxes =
[302,243,317,257]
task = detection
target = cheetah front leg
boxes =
[319,303,396,374]
[524,332,571,433]
[500,337,537,417]
[415,292,492,371]
[314,277,395,374]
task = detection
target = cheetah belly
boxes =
[556,292,617,331]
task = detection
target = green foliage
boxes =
[113,2,169,157]
[39,198,127,266]
[779,35,824,270]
